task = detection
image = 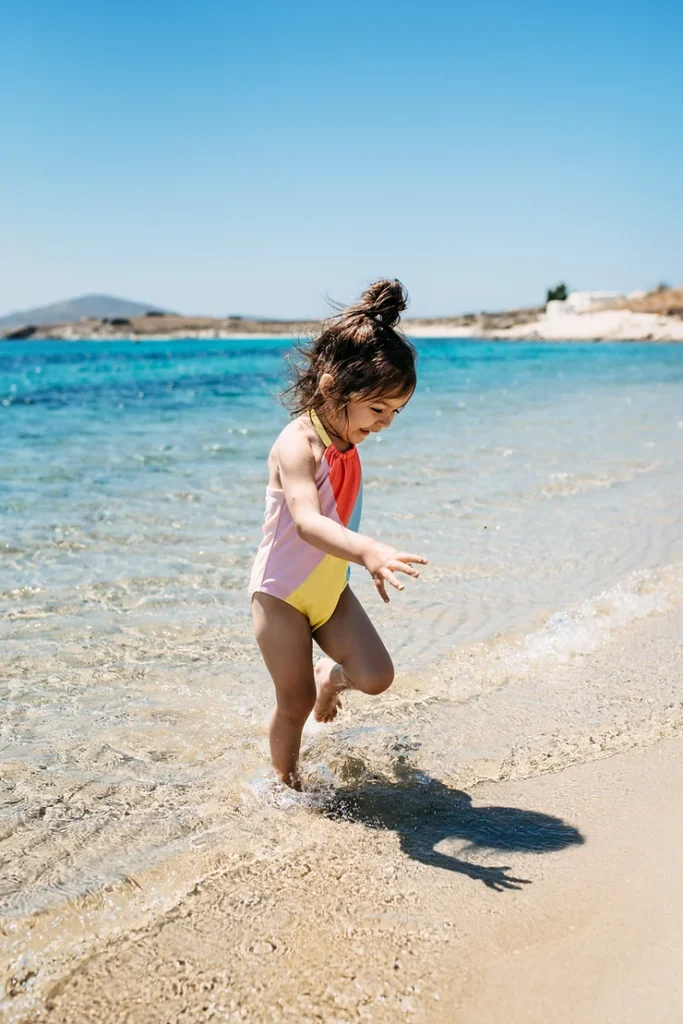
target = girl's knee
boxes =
[277,693,316,723]
[358,660,394,696]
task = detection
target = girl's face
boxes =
[325,391,413,447]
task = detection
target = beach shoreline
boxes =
[11,730,683,1023]
[5,593,683,1024]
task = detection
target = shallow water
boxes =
[2,338,683,995]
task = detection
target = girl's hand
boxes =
[361,542,428,603]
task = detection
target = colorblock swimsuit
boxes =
[249,410,363,630]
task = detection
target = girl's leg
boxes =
[251,593,315,788]
[312,587,394,722]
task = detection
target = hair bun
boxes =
[359,278,408,328]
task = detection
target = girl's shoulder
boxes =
[270,415,325,472]
[276,413,321,449]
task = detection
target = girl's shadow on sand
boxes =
[324,764,584,892]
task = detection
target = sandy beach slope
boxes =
[11,601,683,1024]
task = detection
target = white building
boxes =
[546,290,625,317]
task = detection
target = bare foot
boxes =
[279,770,302,791]
[313,658,345,723]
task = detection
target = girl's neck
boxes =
[315,410,353,452]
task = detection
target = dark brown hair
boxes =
[284,279,417,416]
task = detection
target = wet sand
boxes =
[10,617,683,1024]
[14,739,683,1024]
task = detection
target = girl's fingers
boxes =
[381,568,405,592]
[371,557,426,600]
[392,561,420,578]
[397,553,428,565]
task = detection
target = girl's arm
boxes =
[278,429,426,601]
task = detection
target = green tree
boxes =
[546,283,568,303]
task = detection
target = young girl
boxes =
[249,279,427,789]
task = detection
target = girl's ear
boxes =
[319,372,334,396]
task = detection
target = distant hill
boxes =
[0,294,171,329]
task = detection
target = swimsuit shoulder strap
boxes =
[309,409,333,449]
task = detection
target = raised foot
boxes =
[313,657,345,723]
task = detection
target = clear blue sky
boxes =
[2,0,681,318]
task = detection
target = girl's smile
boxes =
[322,392,413,449]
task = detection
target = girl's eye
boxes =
[371,407,384,415]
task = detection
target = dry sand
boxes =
[446,738,683,1023]
[406,309,683,341]
[10,735,682,1023]
[505,308,683,342]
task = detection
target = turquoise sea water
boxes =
[3,338,683,661]
[2,337,683,984]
